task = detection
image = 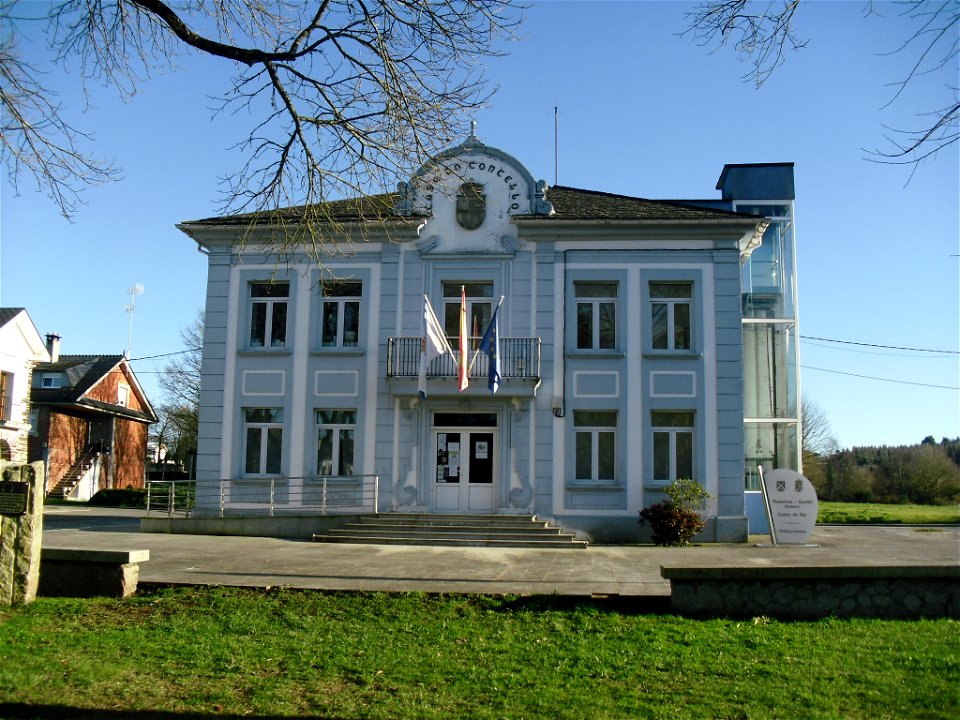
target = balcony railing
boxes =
[387,337,540,381]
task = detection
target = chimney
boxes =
[45,333,61,362]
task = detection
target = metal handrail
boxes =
[387,336,540,379]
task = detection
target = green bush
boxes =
[88,488,147,508]
[639,479,711,546]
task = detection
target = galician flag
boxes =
[477,302,502,394]
[418,295,455,398]
[457,286,469,391]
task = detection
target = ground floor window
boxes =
[316,409,356,476]
[574,410,616,481]
[244,408,283,475]
[652,411,694,482]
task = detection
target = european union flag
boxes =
[477,305,501,394]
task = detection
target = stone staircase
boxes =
[313,514,588,549]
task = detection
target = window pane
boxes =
[317,428,332,474]
[574,411,617,427]
[322,302,339,346]
[677,431,693,480]
[653,431,669,480]
[245,428,262,474]
[577,303,593,349]
[245,408,283,423]
[598,302,616,349]
[652,411,694,428]
[250,303,266,347]
[270,303,287,347]
[266,428,282,474]
[343,301,360,346]
[598,431,615,480]
[323,280,362,297]
[575,432,592,480]
[252,283,288,298]
[575,282,617,298]
[650,283,691,299]
[674,303,691,349]
[339,429,355,475]
[651,303,668,349]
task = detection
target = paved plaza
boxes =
[41,505,959,597]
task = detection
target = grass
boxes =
[818,501,960,525]
[1,588,957,719]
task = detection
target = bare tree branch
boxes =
[684,0,958,174]
[1,0,522,237]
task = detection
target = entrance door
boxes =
[433,429,495,512]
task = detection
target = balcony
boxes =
[387,337,541,395]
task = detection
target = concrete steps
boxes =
[313,514,588,549]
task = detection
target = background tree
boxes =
[1,0,521,235]
[155,311,203,475]
[800,394,838,491]
[684,0,958,170]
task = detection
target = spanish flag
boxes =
[457,285,469,391]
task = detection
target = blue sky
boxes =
[2,1,957,449]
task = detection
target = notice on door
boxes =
[475,441,488,460]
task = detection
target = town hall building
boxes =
[178,131,799,542]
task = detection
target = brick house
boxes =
[28,337,157,499]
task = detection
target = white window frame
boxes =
[315,409,357,477]
[118,384,130,407]
[573,410,617,482]
[442,281,494,347]
[249,282,289,349]
[243,407,284,476]
[652,411,695,483]
[574,281,618,350]
[650,282,693,351]
[41,374,62,389]
[321,281,362,348]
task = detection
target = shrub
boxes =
[89,488,147,508]
[639,479,710,547]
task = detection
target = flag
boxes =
[457,285,469,391]
[477,304,501,394]
[418,295,455,398]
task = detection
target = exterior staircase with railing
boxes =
[313,514,588,548]
[51,442,102,499]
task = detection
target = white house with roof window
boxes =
[177,131,799,542]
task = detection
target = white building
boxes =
[178,133,799,542]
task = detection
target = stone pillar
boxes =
[0,460,45,605]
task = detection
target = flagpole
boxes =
[469,295,504,372]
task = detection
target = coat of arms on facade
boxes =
[456,182,485,230]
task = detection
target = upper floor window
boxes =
[651,282,692,350]
[574,410,617,482]
[0,371,12,422]
[243,407,283,476]
[249,282,289,348]
[41,374,62,389]
[575,281,617,350]
[321,281,362,348]
[652,411,694,482]
[118,385,130,407]
[443,282,493,347]
[316,409,357,476]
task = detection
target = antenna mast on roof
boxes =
[125,283,144,358]
[554,106,559,187]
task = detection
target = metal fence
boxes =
[147,475,380,518]
[387,336,540,380]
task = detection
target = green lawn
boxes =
[818,501,960,525]
[1,588,956,719]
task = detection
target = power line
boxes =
[802,365,959,390]
[800,335,958,355]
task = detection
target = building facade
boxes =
[180,134,799,542]
[0,308,50,464]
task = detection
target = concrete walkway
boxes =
[41,505,960,597]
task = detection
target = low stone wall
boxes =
[39,548,150,599]
[661,565,960,619]
[141,513,356,538]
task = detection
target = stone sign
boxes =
[761,468,818,545]
[0,481,29,516]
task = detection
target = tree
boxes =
[1,0,521,231]
[684,0,958,170]
[801,394,838,491]
[156,311,203,474]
